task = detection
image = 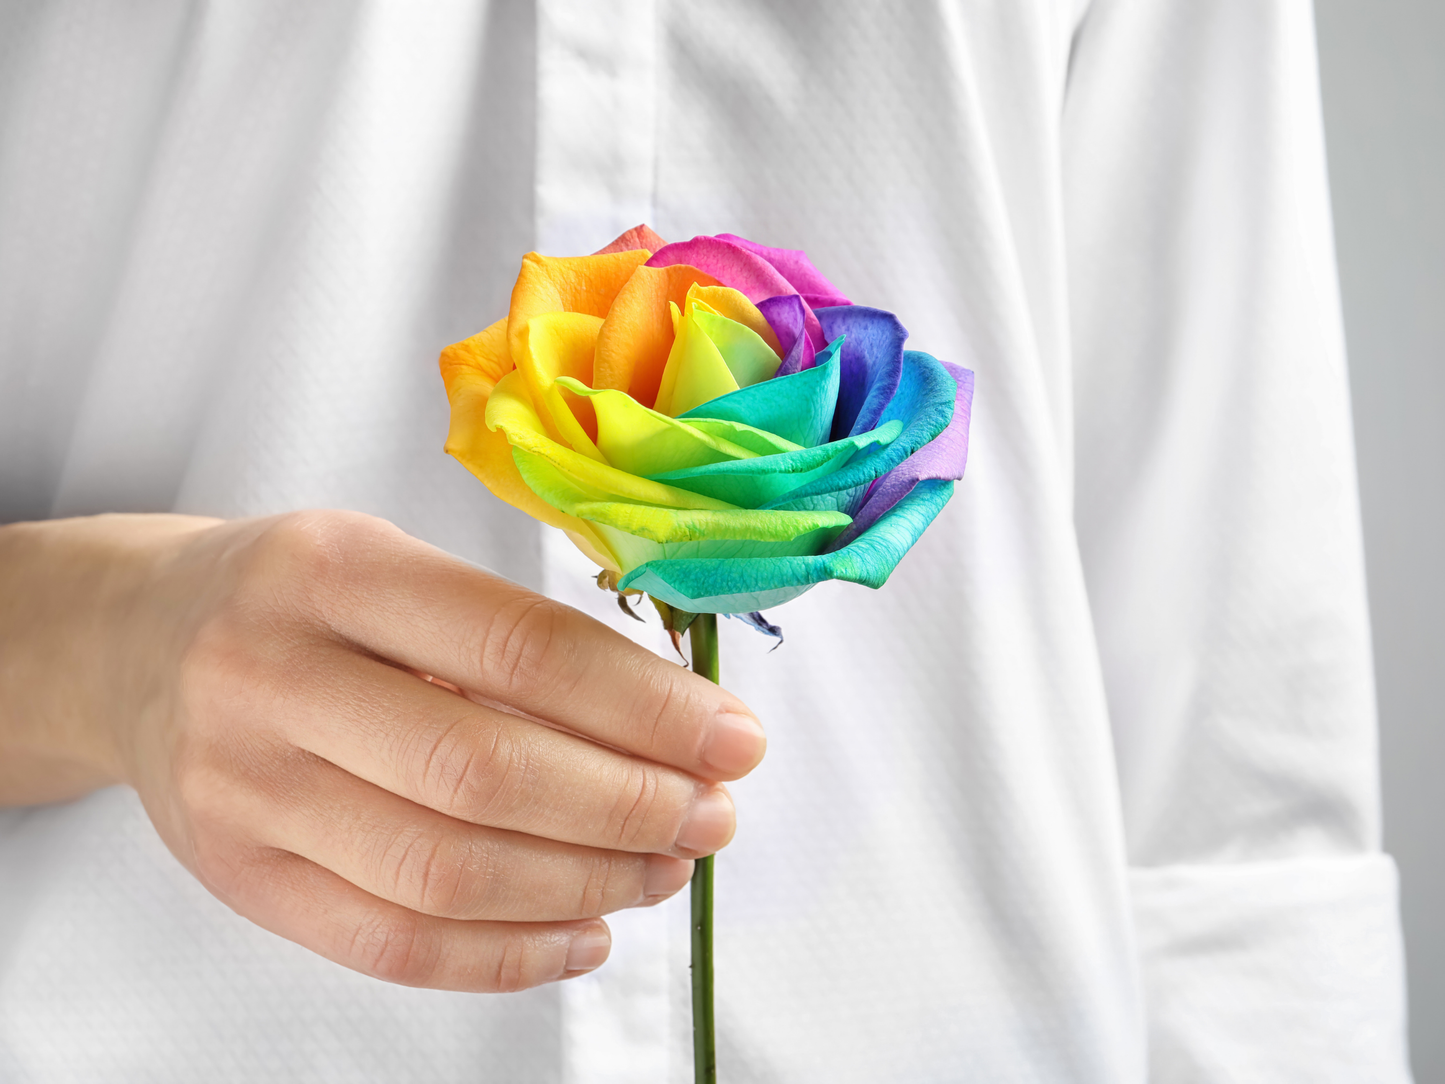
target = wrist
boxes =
[0,513,221,804]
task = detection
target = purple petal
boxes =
[759,294,818,376]
[647,236,824,347]
[817,306,907,439]
[724,610,785,648]
[831,363,973,547]
[715,234,852,308]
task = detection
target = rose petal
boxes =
[816,306,906,439]
[485,370,734,512]
[758,294,817,376]
[678,339,842,448]
[761,350,957,514]
[508,250,650,365]
[557,378,760,475]
[511,446,851,575]
[596,264,718,408]
[646,419,903,508]
[592,224,667,255]
[439,319,619,571]
[829,363,973,549]
[647,236,825,348]
[618,477,955,613]
[715,234,851,307]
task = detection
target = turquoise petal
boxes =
[761,350,957,514]
[618,477,955,613]
[678,340,841,448]
[645,419,902,508]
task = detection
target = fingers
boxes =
[251,752,694,922]
[259,513,764,780]
[211,845,613,992]
[277,643,738,858]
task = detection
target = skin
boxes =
[0,510,766,992]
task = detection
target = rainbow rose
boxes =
[440,227,973,616]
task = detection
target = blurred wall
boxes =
[1314,2,1445,1078]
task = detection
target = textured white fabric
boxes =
[0,1,1409,1081]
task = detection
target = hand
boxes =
[0,511,766,992]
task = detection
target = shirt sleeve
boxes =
[1061,1,1412,1078]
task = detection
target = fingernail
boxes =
[564,924,611,974]
[701,711,766,775]
[642,855,694,904]
[674,787,735,857]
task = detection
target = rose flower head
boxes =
[440,227,973,616]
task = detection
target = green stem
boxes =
[688,613,719,1084]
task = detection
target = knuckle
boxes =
[577,855,624,918]
[490,936,547,993]
[473,595,582,703]
[244,510,394,616]
[382,829,469,917]
[424,718,536,823]
[188,833,253,899]
[349,910,439,987]
[607,764,667,850]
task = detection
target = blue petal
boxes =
[817,306,906,439]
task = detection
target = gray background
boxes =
[1315,2,1444,1079]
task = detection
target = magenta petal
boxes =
[759,295,817,376]
[648,236,824,346]
[829,363,974,548]
[715,234,852,307]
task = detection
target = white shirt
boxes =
[0,1,1410,1080]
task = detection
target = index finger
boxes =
[271,514,766,780]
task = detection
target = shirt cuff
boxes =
[1130,853,1412,1082]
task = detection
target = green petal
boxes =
[512,446,850,573]
[683,418,803,457]
[618,478,955,613]
[556,377,758,474]
[645,419,903,508]
[679,341,841,447]
[691,307,781,387]
[654,302,740,417]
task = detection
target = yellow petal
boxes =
[653,297,745,417]
[514,311,605,461]
[485,370,735,511]
[595,263,719,409]
[440,321,618,572]
[557,377,760,475]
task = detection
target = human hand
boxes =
[0,511,765,991]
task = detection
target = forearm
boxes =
[0,513,220,805]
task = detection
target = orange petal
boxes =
[507,249,651,365]
[594,263,720,409]
[593,224,667,255]
[440,317,513,398]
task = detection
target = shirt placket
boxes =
[534,2,677,1081]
